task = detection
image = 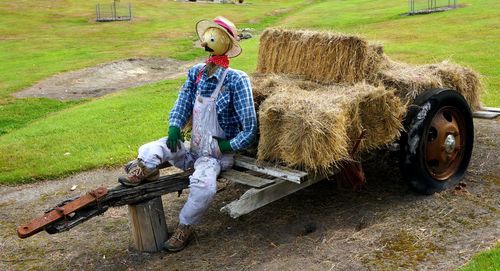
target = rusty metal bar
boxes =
[17,171,192,238]
[17,187,108,238]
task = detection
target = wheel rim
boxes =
[424,106,466,181]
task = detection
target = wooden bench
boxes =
[128,155,334,252]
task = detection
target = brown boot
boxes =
[118,159,159,187]
[164,224,193,252]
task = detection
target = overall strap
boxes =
[211,68,230,99]
[195,65,205,85]
[194,65,206,97]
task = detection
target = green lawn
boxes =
[0,79,181,182]
[0,0,498,183]
[459,244,500,271]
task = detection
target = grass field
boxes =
[0,0,498,182]
[459,244,500,271]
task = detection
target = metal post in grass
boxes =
[129,2,132,20]
[113,1,117,21]
[408,0,415,15]
[99,4,102,21]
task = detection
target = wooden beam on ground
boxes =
[481,107,500,113]
[473,110,499,119]
[220,169,275,188]
[220,170,337,218]
[233,155,308,184]
[128,197,168,252]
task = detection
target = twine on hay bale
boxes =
[256,75,405,173]
[256,28,384,85]
[377,59,483,110]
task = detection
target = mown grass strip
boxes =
[0,79,180,184]
[459,244,500,271]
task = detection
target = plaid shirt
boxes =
[169,64,257,151]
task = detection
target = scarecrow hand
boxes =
[167,126,182,152]
[216,138,233,153]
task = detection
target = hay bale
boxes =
[252,29,482,171]
[257,78,405,173]
[377,59,483,110]
[355,86,406,151]
[251,74,285,110]
[258,88,348,172]
[376,59,442,98]
[433,61,483,110]
[251,73,322,112]
[256,28,384,84]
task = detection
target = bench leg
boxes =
[128,197,167,252]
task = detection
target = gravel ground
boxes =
[13,58,199,100]
[0,118,498,271]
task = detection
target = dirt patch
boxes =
[13,58,199,100]
[0,119,498,270]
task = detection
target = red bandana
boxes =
[206,55,230,68]
[195,55,230,84]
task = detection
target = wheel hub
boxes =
[424,106,466,181]
[444,134,456,153]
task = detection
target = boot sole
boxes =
[118,172,159,187]
[164,238,191,252]
[118,177,141,187]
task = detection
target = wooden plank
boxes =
[220,170,337,218]
[481,107,500,113]
[128,197,167,252]
[220,169,275,188]
[472,111,499,119]
[233,155,308,184]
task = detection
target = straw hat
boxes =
[196,16,242,58]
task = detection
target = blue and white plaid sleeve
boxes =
[229,73,258,151]
[168,66,199,129]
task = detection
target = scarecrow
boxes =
[118,16,257,252]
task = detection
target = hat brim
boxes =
[196,19,242,58]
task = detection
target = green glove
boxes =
[217,138,233,153]
[167,126,182,152]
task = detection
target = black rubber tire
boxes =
[400,89,474,195]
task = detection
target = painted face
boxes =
[201,27,232,56]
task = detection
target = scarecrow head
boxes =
[196,16,241,58]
